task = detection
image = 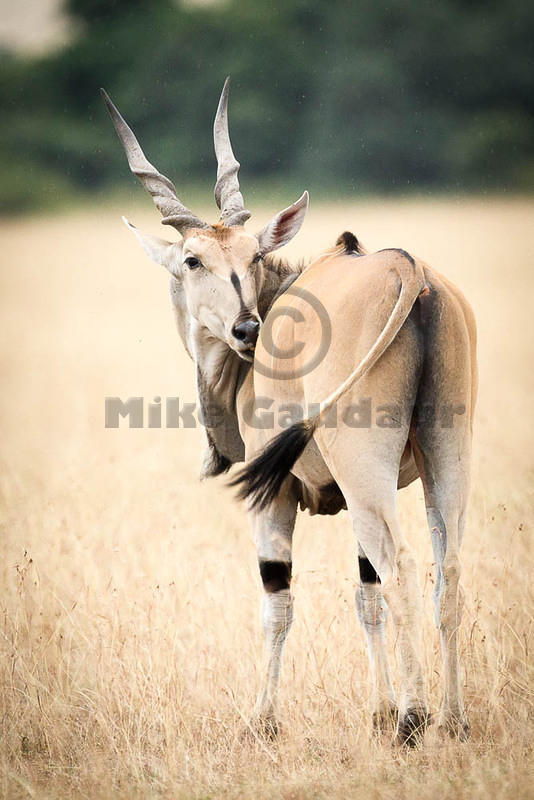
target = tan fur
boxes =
[236,246,476,741]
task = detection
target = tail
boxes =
[231,252,427,510]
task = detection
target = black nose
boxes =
[232,318,260,346]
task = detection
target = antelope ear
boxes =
[122,217,182,277]
[256,191,309,253]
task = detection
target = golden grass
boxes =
[1,198,533,799]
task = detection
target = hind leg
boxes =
[343,479,429,745]
[410,259,476,739]
[413,433,471,740]
[355,543,397,731]
[428,502,469,739]
[315,408,429,744]
[411,393,473,739]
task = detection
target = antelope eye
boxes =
[252,253,263,264]
[184,256,201,270]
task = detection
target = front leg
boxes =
[249,477,298,736]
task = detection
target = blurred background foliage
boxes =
[1,0,533,213]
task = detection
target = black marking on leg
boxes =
[259,559,292,593]
[358,556,381,584]
[378,248,416,268]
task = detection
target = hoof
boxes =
[397,708,431,747]
[373,704,398,734]
[439,713,470,741]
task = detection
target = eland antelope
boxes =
[102,78,477,746]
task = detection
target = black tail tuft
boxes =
[230,420,316,510]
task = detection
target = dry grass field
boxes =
[1,198,533,799]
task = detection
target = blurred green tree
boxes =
[0,0,533,213]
